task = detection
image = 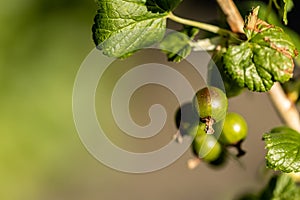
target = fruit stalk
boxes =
[217,0,300,132]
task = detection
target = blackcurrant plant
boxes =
[92,0,300,198]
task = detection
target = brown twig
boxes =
[268,83,300,131]
[216,0,244,33]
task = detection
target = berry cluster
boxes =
[176,86,248,168]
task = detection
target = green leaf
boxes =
[236,174,300,200]
[146,0,183,13]
[223,7,297,92]
[237,1,300,66]
[260,174,300,200]
[263,126,300,173]
[92,0,168,57]
[272,174,300,199]
[181,25,199,38]
[159,26,199,62]
[208,50,244,98]
[159,32,190,62]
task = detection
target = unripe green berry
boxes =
[193,86,228,123]
[186,122,207,138]
[219,112,248,145]
[193,135,222,162]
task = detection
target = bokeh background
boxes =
[1,0,299,200]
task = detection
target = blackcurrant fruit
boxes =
[193,86,228,123]
[192,135,222,162]
[186,122,207,138]
[219,112,248,145]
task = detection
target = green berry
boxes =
[219,112,248,145]
[193,135,222,162]
[193,86,228,123]
[186,122,207,138]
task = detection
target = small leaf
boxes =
[92,0,168,57]
[181,25,199,38]
[160,26,199,62]
[159,32,191,62]
[146,0,183,13]
[263,126,300,173]
[223,7,297,92]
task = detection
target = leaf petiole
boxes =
[167,12,242,40]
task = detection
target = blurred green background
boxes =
[0,1,96,199]
[1,1,299,200]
